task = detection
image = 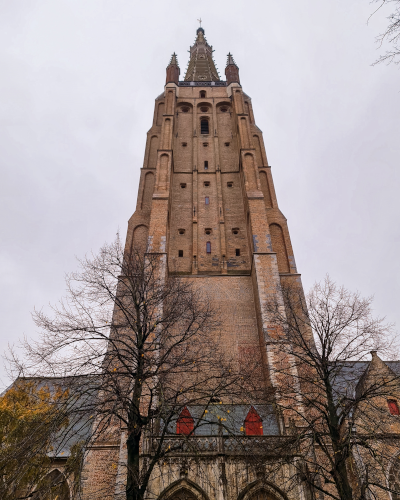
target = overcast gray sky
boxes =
[0,0,399,388]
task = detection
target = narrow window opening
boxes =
[178,229,185,235]
[178,250,183,257]
[227,182,233,188]
[235,249,241,256]
[176,407,194,435]
[180,183,187,189]
[204,181,210,187]
[232,228,239,235]
[204,161,208,170]
[225,142,230,147]
[205,196,209,205]
[200,91,206,98]
[388,399,400,415]
[244,407,263,436]
[203,142,209,147]
[206,241,211,254]
[182,142,187,147]
[200,119,209,135]
[205,228,212,235]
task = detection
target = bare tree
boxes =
[370,0,400,65]
[8,236,242,500]
[262,276,399,500]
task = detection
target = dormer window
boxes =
[388,399,400,415]
[176,407,194,435]
[244,407,263,435]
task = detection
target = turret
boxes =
[166,53,180,85]
[225,53,240,85]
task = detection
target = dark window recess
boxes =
[200,106,208,113]
[204,181,210,187]
[200,91,206,98]
[205,196,209,205]
[181,107,189,113]
[178,250,183,257]
[204,161,208,170]
[232,228,239,235]
[178,229,185,235]
[388,399,400,415]
[225,142,230,146]
[180,183,187,188]
[203,142,208,147]
[200,119,209,135]
[235,249,240,256]
[176,407,194,435]
[227,182,233,187]
[220,107,228,112]
[205,228,212,235]
[182,142,187,147]
[206,241,211,254]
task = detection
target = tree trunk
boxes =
[126,431,142,500]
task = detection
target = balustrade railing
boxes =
[145,434,294,456]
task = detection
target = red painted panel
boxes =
[177,407,194,435]
[244,406,263,435]
[388,399,400,415]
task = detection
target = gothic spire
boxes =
[225,52,240,85]
[184,27,220,82]
[166,52,180,85]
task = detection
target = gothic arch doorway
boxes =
[32,469,70,500]
[158,478,210,500]
[238,480,288,500]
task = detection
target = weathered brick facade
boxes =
[81,26,306,500]
[78,27,400,500]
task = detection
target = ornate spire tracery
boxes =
[184,27,220,82]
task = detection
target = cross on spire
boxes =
[197,18,202,27]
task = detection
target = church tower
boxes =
[126,25,301,392]
[81,26,307,500]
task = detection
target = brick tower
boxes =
[126,25,300,379]
[83,27,306,500]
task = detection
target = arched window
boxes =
[200,119,209,135]
[177,407,194,435]
[200,91,206,98]
[205,196,209,205]
[206,241,211,254]
[244,406,263,435]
